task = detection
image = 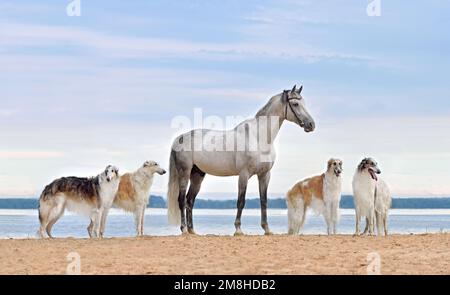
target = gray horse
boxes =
[167,85,315,235]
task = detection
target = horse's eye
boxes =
[292,102,299,107]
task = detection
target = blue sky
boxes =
[0,0,449,197]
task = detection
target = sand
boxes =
[0,234,449,275]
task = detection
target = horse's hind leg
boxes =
[178,169,191,234]
[234,172,249,236]
[258,171,272,235]
[186,166,205,235]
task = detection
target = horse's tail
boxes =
[167,150,181,225]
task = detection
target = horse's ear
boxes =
[298,85,303,94]
[291,85,297,93]
[281,90,288,103]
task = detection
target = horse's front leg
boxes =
[258,171,272,235]
[234,172,249,236]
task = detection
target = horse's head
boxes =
[282,85,315,132]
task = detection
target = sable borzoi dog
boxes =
[352,158,391,236]
[114,161,166,236]
[286,158,343,235]
[38,165,120,238]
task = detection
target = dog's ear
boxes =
[358,159,367,171]
[327,159,333,170]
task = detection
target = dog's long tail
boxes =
[167,150,181,225]
[38,187,50,224]
[37,188,49,238]
[286,191,305,235]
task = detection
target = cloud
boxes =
[0,151,65,159]
[0,109,19,117]
[0,22,374,63]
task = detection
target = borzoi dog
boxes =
[286,158,343,235]
[114,161,166,236]
[352,158,391,236]
[38,165,120,238]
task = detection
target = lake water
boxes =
[0,208,449,238]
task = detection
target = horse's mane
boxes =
[255,94,280,117]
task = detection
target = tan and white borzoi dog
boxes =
[114,161,166,236]
[352,158,391,236]
[38,165,120,239]
[286,158,343,235]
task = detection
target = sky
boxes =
[0,0,450,198]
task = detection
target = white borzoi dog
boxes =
[114,161,166,236]
[352,158,391,236]
[286,158,343,235]
[38,165,120,239]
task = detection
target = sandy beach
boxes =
[1,234,449,275]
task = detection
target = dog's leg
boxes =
[332,200,339,235]
[92,209,102,238]
[375,211,383,236]
[87,219,94,238]
[287,198,297,235]
[140,205,146,236]
[362,217,370,235]
[135,205,145,236]
[39,224,47,239]
[99,207,110,238]
[366,213,375,236]
[354,210,361,236]
[372,214,376,235]
[134,210,140,236]
[324,202,332,235]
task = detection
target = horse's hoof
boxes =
[264,231,273,236]
[234,231,245,236]
[188,229,197,235]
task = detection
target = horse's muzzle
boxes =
[304,121,315,132]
